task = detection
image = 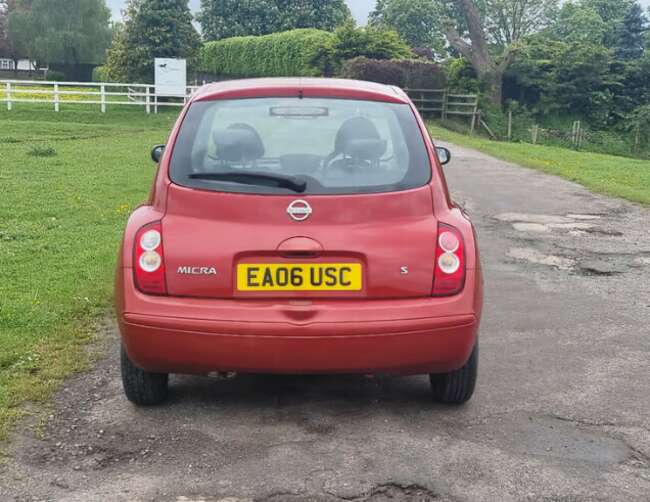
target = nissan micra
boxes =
[116,78,483,406]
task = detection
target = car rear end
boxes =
[115,79,483,404]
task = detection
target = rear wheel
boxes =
[430,343,478,404]
[121,346,169,405]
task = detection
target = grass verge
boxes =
[428,122,650,206]
[0,105,177,441]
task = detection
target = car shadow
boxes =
[165,373,445,413]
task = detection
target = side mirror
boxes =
[151,144,165,163]
[436,146,451,166]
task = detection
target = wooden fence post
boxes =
[634,124,641,154]
[54,83,60,112]
[100,84,106,113]
[6,82,11,111]
[442,89,448,121]
[532,125,539,145]
[578,122,585,149]
[571,121,577,147]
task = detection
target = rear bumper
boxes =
[117,269,482,375]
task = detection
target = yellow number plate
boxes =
[237,264,363,291]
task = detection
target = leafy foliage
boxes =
[7,0,111,66]
[614,3,648,60]
[199,0,351,41]
[369,0,445,54]
[198,0,280,41]
[0,0,16,58]
[275,0,352,32]
[333,21,412,61]
[342,57,447,89]
[104,0,201,83]
[504,0,649,127]
[507,36,621,124]
[200,29,337,78]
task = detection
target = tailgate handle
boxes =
[277,236,324,258]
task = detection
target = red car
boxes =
[115,78,483,406]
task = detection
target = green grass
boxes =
[428,122,650,206]
[0,105,177,441]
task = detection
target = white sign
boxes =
[154,58,186,97]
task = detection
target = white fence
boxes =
[0,80,201,113]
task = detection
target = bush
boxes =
[341,57,447,89]
[200,29,337,78]
[44,70,66,82]
[444,58,479,94]
[92,66,111,83]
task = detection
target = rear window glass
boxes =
[169,97,431,195]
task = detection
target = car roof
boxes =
[192,78,410,104]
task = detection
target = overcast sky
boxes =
[106,0,378,24]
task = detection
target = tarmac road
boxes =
[1,144,649,502]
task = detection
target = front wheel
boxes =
[430,343,478,404]
[121,346,169,406]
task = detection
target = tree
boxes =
[0,0,16,58]
[275,0,351,32]
[105,0,201,83]
[579,0,636,47]
[8,0,111,67]
[438,0,558,105]
[613,3,648,60]
[199,0,351,41]
[508,36,620,124]
[552,3,608,45]
[369,0,445,53]
[198,0,279,41]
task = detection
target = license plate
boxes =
[237,263,363,291]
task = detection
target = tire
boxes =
[430,343,478,404]
[120,346,169,406]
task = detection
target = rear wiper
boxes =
[188,171,307,193]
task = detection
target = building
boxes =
[0,58,37,72]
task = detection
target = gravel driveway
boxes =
[2,144,649,502]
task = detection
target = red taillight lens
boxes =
[433,224,465,296]
[133,222,167,295]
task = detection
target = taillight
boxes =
[133,222,167,295]
[433,224,465,296]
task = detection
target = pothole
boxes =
[578,260,627,276]
[359,484,440,502]
[322,483,441,502]
[566,214,603,220]
[512,223,550,233]
[507,248,574,270]
[548,223,596,231]
[466,415,632,466]
[495,213,571,224]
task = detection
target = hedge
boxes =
[342,57,447,89]
[200,29,337,78]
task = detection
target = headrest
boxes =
[213,123,265,163]
[335,117,386,161]
[341,138,387,160]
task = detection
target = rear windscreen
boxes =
[169,97,431,195]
